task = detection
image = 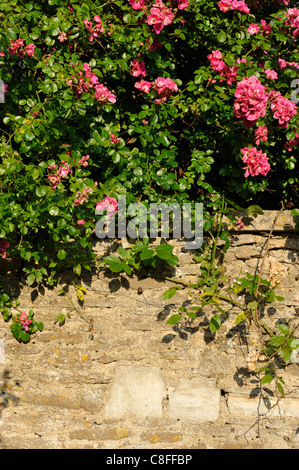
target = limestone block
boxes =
[196,349,234,378]
[103,366,165,419]
[168,378,220,423]
[234,246,262,260]
[227,395,299,419]
[229,234,256,246]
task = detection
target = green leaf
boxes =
[25,131,35,141]
[247,205,264,217]
[162,287,180,300]
[167,314,182,325]
[36,186,48,197]
[166,254,179,266]
[140,248,155,260]
[21,331,30,342]
[217,31,226,42]
[62,100,73,109]
[279,346,293,365]
[186,311,197,319]
[123,13,132,23]
[209,315,221,333]
[35,271,43,283]
[155,244,173,260]
[261,374,274,384]
[27,273,36,286]
[219,231,229,241]
[36,321,44,331]
[276,323,289,335]
[122,263,132,275]
[117,246,128,259]
[31,168,40,180]
[277,382,285,396]
[104,255,124,272]
[49,206,59,216]
[57,249,66,260]
[74,264,81,276]
[268,335,287,347]
[247,300,258,310]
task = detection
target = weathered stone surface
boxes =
[168,378,220,423]
[0,341,5,364]
[0,211,298,449]
[103,366,165,419]
[223,210,297,231]
[227,395,299,419]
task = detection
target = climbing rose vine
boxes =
[0,0,298,288]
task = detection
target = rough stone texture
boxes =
[103,366,165,419]
[0,210,299,449]
[168,378,220,423]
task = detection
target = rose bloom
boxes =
[234,75,268,126]
[128,0,147,9]
[110,133,121,144]
[96,196,118,215]
[207,50,226,72]
[265,69,278,79]
[260,19,272,35]
[146,2,174,34]
[94,84,116,103]
[269,90,297,128]
[135,80,152,94]
[248,24,260,34]
[254,124,268,145]
[177,0,189,9]
[278,58,288,69]
[25,43,35,57]
[130,59,147,77]
[237,219,245,230]
[241,147,270,177]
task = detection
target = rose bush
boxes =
[0,0,298,288]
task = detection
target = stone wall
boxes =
[0,210,299,449]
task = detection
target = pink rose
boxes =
[131,59,147,78]
[265,69,278,79]
[247,24,260,34]
[96,196,118,215]
[25,44,35,57]
[241,147,270,177]
[134,80,152,94]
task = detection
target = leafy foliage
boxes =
[0,0,298,285]
[0,0,298,350]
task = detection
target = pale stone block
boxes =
[228,394,299,419]
[103,366,165,419]
[227,395,276,417]
[168,378,220,423]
